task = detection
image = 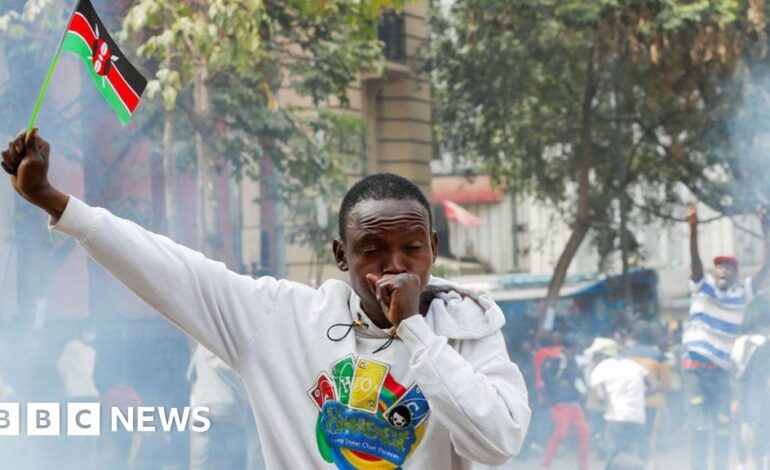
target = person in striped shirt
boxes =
[683,200,770,470]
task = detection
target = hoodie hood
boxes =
[348,275,506,341]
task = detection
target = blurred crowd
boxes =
[510,312,770,470]
[0,322,263,470]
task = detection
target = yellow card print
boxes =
[349,357,389,413]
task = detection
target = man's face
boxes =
[714,262,739,289]
[332,199,438,317]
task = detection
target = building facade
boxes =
[240,2,434,283]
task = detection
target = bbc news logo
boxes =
[0,403,211,436]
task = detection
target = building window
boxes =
[378,12,406,63]
[259,229,273,275]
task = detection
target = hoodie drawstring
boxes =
[372,330,399,354]
[326,314,369,342]
[326,314,399,353]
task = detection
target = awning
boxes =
[450,274,603,301]
[432,175,504,204]
[486,280,603,302]
[444,200,482,227]
[451,269,658,302]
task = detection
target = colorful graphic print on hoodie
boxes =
[308,354,430,469]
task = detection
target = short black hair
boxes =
[338,173,432,239]
[630,320,653,345]
[563,334,578,349]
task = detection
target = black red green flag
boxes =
[61,0,146,126]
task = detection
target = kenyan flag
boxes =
[61,0,146,126]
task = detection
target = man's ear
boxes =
[332,239,349,271]
[431,230,439,263]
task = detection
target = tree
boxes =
[122,0,406,264]
[432,0,770,330]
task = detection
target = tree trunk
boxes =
[619,187,631,315]
[539,217,591,332]
[162,110,177,238]
[150,134,166,234]
[162,47,178,240]
[193,62,220,257]
[614,43,633,321]
[538,48,599,333]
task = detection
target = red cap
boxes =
[713,255,738,268]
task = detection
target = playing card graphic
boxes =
[349,358,389,414]
[331,355,355,406]
[308,372,336,410]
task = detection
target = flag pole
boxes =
[26,0,80,136]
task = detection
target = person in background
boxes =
[731,310,770,470]
[541,336,590,470]
[738,323,770,470]
[187,343,262,470]
[515,339,538,459]
[100,382,143,470]
[57,322,99,402]
[683,201,770,470]
[0,369,12,401]
[623,320,671,463]
[517,340,536,397]
[535,331,565,397]
[56,322,100,469]
[532,331,565,453]
[587,337,652,470]
[662,331,685,447]
[576,338,605,457]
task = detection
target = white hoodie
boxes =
[51,196,530,469]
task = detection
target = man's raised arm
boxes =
[751,206,770,292]
[2,130,284,369]
[688,200,704,283]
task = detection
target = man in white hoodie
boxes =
[1,130,530,469]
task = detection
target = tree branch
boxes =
[729,216,763,240]
[177,98,219,151]
[630,199,724,224]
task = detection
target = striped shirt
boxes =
[682,274,753,370]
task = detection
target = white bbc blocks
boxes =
[67,403,100,436]
[0,403,20,436]
[0,402,98,436]
[0,403,209,436]
[26,403,60,436]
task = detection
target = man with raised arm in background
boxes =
[682,200,770,470]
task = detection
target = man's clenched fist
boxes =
[2,128,52,202]
[2,128,67,220]
[365,273,421,327]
